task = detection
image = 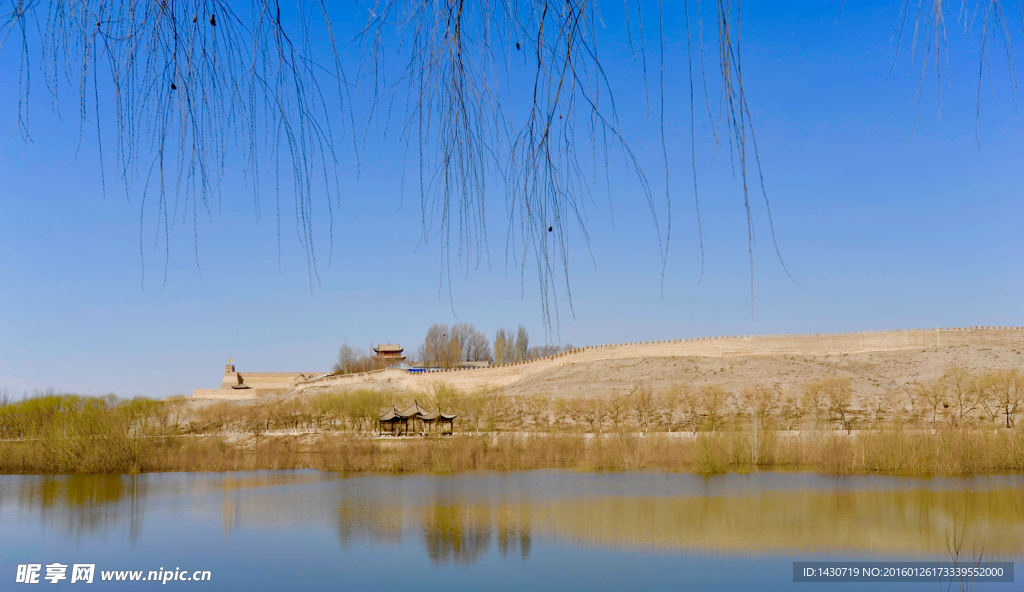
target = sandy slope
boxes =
[288,328,1024,407]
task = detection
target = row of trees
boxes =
[201,369,1020,437]
[418,324,493,368]
[331,344,379,374]
[1,368,1020,446]
[0,392,189,468]
[910,368,1023,428]
[418,323,574,368]
[333,324,576,373]
[492,326,528,365]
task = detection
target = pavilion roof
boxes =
[378,407,400,421]
[419,410,458,421]
[374,344,404,352]
[397,401,430,419]
[379,401,457,422]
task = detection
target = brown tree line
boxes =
[2,367,1019,451]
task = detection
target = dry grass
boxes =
[2,381,1023,475]
[4,427,1022,476]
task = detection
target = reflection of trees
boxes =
[496,506,531,561]
[334,498,403,550]
[8,472,1024,565]
[329,482,534,565]
[525,488,1024,558]
[330,495,534,565]
[12,475,142,544]
[422,505,493,565]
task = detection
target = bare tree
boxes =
[449,324,472,359]
[660,384,683,432]
[514,325,529,363]
[740,385,776,423]
[968,371,999,427]
[430,383,462,416]
[550,397,569,433]
[990,369,1023,428]
[911,380,947,427]
[865,390,895,427]
[888,389,914,424]
[941,367,978,427]
[481,388,509,432]
[589,396,606,435]
[675,384,701,434]
[493,329,509,366]
[420,323,458,369]
[776,386,801,430]
[698,385,727,432]
[822,378,853,433]
[605,391,633,432]
[632,385,656,436]
[333,343,370,374]
[801,381,827,431]
[451,323,491,362]
[527,393,552,433]
[565,397,591,434]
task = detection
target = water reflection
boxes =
[2,471,1022,566]
[3,475,143,544]
[423,505,493,564]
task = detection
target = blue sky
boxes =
[1,1,1022,397]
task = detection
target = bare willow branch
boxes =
[3,0,1020,328]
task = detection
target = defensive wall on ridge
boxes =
[294,326,1024,394]
[193,364,324,399]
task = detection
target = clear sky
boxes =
[1,1,1022,397]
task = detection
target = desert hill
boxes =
[291,327,1024,407]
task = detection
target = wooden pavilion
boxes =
[377,401,456,436]
[372,343,406,362]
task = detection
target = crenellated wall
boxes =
[218,372,321,390]
[192,364,326,399]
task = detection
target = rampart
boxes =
[192,364,325,399]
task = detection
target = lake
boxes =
[1,470,1021,590]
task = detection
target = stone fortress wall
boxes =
[193,364,325,399]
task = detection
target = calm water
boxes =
[1,470,1021,590]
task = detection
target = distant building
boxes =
[192,360,324,399]
[373,343,406,363]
